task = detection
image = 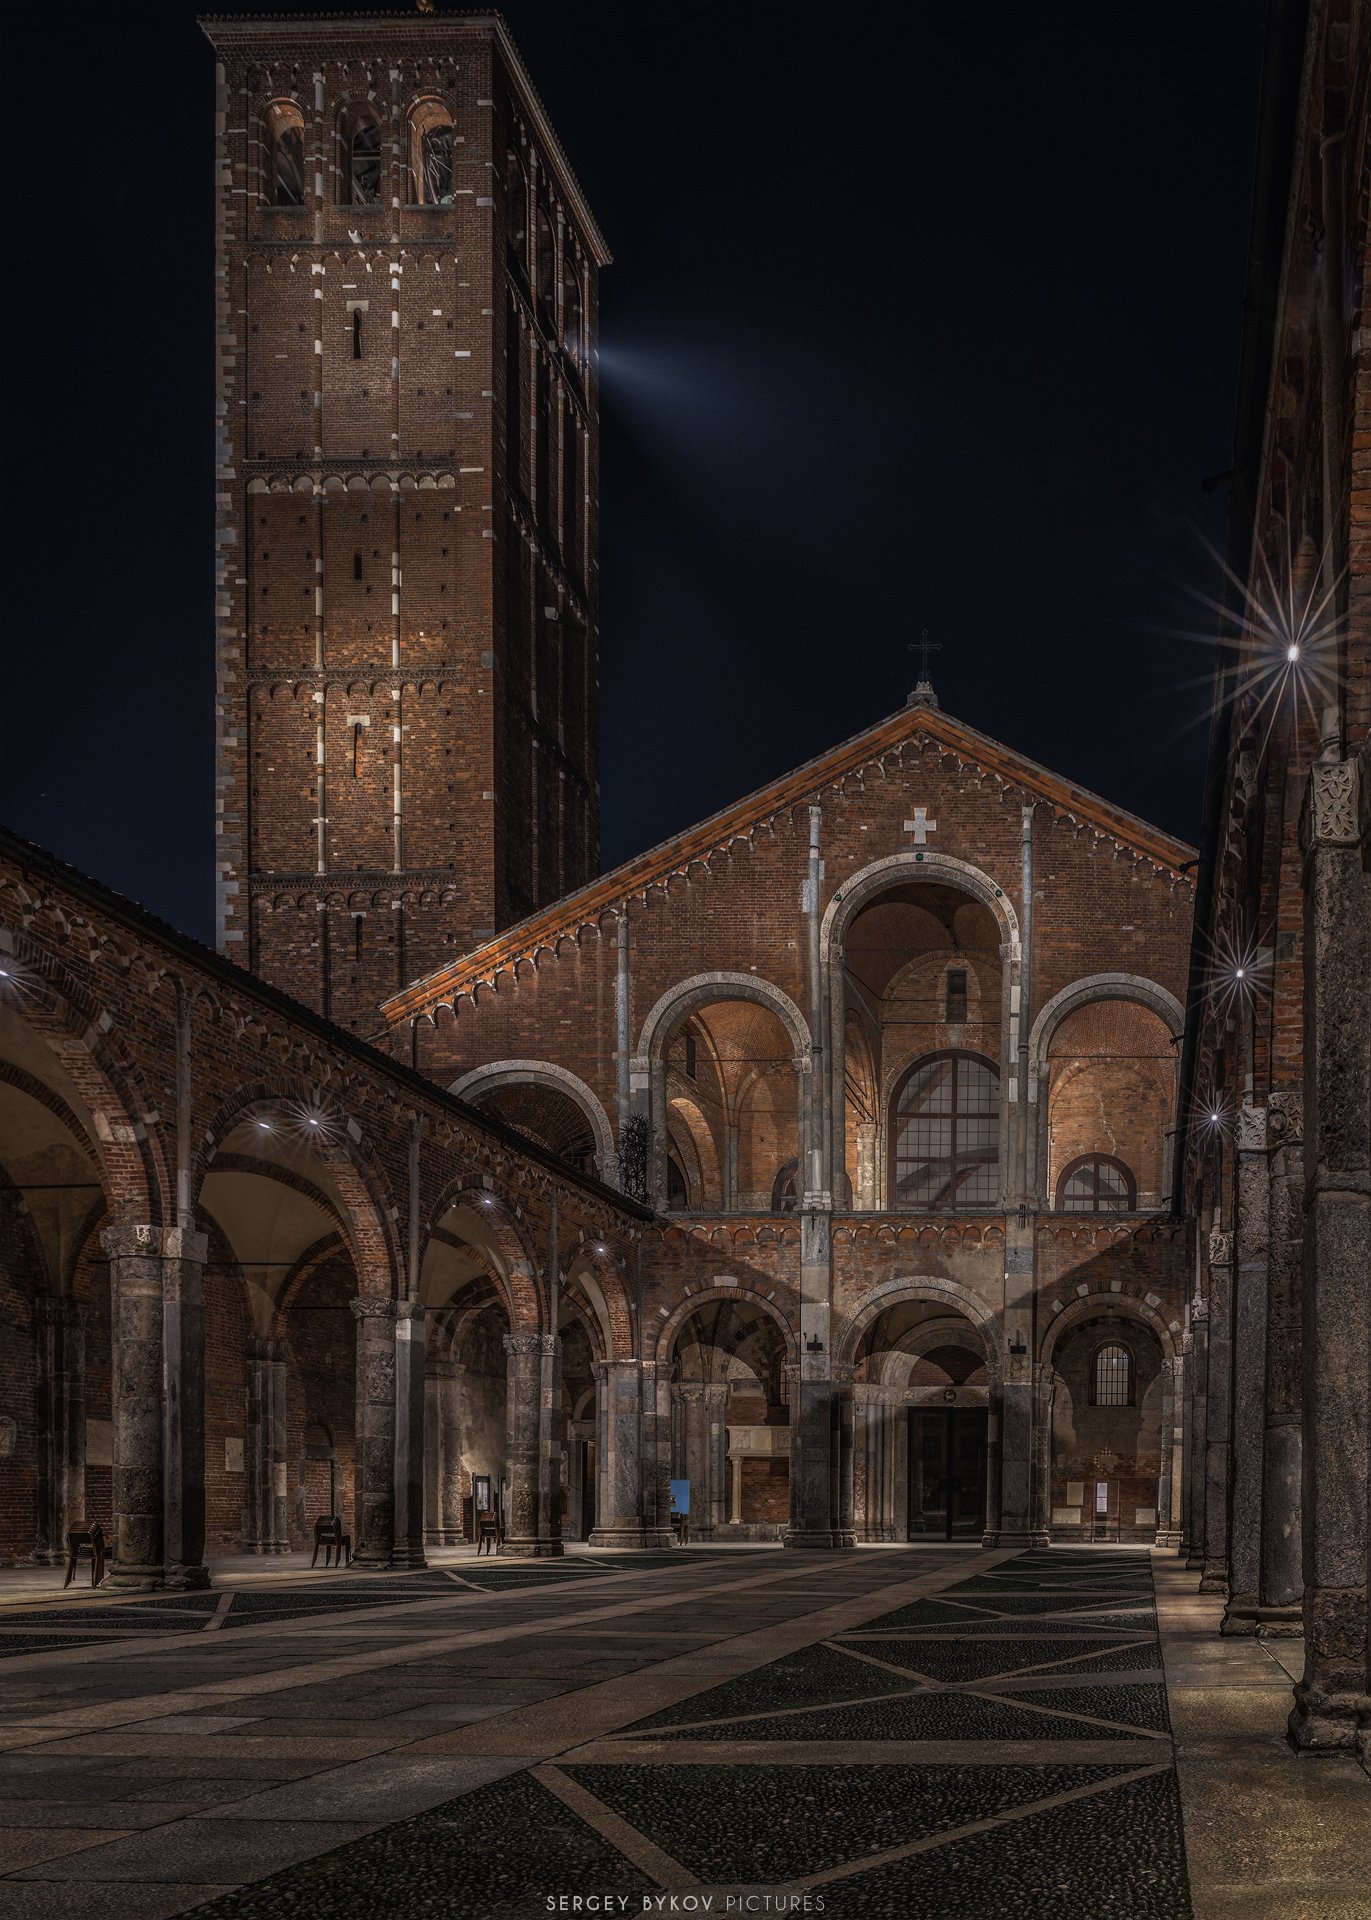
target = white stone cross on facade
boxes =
[904,807,938,845]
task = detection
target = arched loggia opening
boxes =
[851,1298,991,1541]
[668,1296,790,1540]
[1046,1311,1168,1542]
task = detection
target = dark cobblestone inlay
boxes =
[567,1762,1129,1883]
[989,1681,1171,1732]
[836,1634,1160,1682]
[0,1633,131,1657]
[0,1594,223,1629]
[640,1688,1161,1744]
[626,1640,919,1731]
[182,1768,650,1920]
[845,1764,1190,1916]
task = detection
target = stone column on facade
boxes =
[350,1297,397,1568]
[245,1336,289,1553]
[993,1224,1043,1546]
[538,1331,565,1556]
[1177,1331,1193,1556]
[391,1300,427,1569]
[1156,1354,1184,1548]
[1258,1089,1303,1632]
[854,1124,879,1212]
[679,1382,729,1537]
[103,1224,209,1591]
[832,1364,857,1549]
[852,1385,872,1540]
[499,1336,549,1559]
[1290,753,1371,1753]
[639,1360,676,1548]
[787,1209,849,1547]
[33,1295,85,1565]
[1185,1293,1209,1570]
[1200,1229,1234,1592]
[589,1359,649,1547]
[1223,1101,1271,1632]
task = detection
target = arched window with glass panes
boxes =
[889,1051,999,1209]
[340,108,381,206]
[1055,1153,1136,1213]
[1091,1342,1134,1407]
[264,101,305,206]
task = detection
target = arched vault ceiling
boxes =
[844,885,999,999]
[200,1166,341,1275]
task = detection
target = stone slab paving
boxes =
[0,1546,1364,1917]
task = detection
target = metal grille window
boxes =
[1056,1154,1136,1213]
[945,967,968,1024]
[1093,1344,1132,1407]
[890,1051,999,1209]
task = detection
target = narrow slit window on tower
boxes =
[353,552,363,581]
[945,966,968,1024]
[352,309,363,360]
[353,915,364,961]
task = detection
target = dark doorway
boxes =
[908,1409,987,1539]
[579,1438,596,1540]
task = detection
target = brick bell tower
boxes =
[203,11,608,1035]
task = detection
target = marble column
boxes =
[589,1359,647,1547]
[33,1295,84,1565]
[1199,1229,1233,1594]
[501,1332,561,1556]
[1290,752,1371,1754]
[1223,1101,1271,1632]
[787,1207,851,1549]
[1259,1089,1303,1631]
[245,1336,289,1552]
[833,1364,856,1548]
[538,1331,564,1556]
[1185,1295,1209,1570]
[1156,1354,1184,1548]
[392,1300,427,1568]
[677,1382,729,1537]
[425,1359,465,1545]
[639,1360,676,1548]
[102,1224,208,1590]
[350,1297,397,1567]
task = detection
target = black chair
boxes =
[311,1515,352,1568]
[63,1521,108,1589]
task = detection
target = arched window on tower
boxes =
[889,1051,999,1209]
[507,149,528,264]
[1055,1154,1136,1213]
[341,108,381,206]
[1091,1343,1134,1407]
[407,98,453,204]
[536,207,556,323]
[265,101,305,206]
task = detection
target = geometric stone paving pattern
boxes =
[0,1547,1192,1918]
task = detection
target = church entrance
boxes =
[908,1409,987,1539]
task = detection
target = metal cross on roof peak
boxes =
[907,630,942,708]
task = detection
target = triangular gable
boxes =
[383,701,1196,1019]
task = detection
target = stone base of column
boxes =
[104,1569,164,1593]
[424,1527,467,1547]
[1255,1604,1303,1638]
[162,1564,212,1591]
[352,1549,393,1570]
[245,1543,290,1556]
[498,1536,564,1558]
[389,1544,428,1570]
[983,1529,1049,1549]
[32,1549,66,1568]
[1185,1548,1206,1571]
[587,1526,653,1549]
[1155,1530,1183,1549]
[1220,1592,1259,1635]
[1198,1562,1228,1593]
[1288,1683,1368,1753]
[784,1528,852,1550]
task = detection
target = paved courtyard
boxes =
[0,1547,1365,1920]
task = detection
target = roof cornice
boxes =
[382,702,1197,1023]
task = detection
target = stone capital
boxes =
[503,1331,552,1356]
[1302,755,1365,851]
[1208,1229,1234,1268]
[1236,1102,1268,1155]
[101,1223,208,1264]
[394,1298,426,1324]
[1267,1089,1304,1150]
[1189,1292,1210,1325]
[350,1295,397,1321]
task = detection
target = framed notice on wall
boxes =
[472,1474,492,1513]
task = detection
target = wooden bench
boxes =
[310,1515,352,1568]
[63,1521,109,1589]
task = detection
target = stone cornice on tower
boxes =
[198,9,612,264]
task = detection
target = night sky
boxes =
[1,2,1266,946]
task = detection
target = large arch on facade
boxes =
[653,1283,799,1370]
[835,1275,1002,1378]
[450,1060,617,1179]
[820,853,1021,1214]
[1027,974,1185,1211]
[635,972,812,1215]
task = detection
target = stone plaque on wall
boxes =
[1066,1481,1084,1505]
[224,1437,244,1474]
[1051,1508,1078,1527]
[87,1418,113,1467]
[1134,1508,1156,1528]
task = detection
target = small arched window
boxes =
[1091,1343,1133,1407]
[890,1051,999,1209]
[265,101,305,207]
[562,258,583,362]
[667,1153,689,1211]
[536,207,556,319]
[1056,1154,1136,1213]
[771,1159,852,1213]
[408,99,453,205]
[341,108,381,206]
[507,149,528,262]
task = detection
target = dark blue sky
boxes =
[1,2,1265,943]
